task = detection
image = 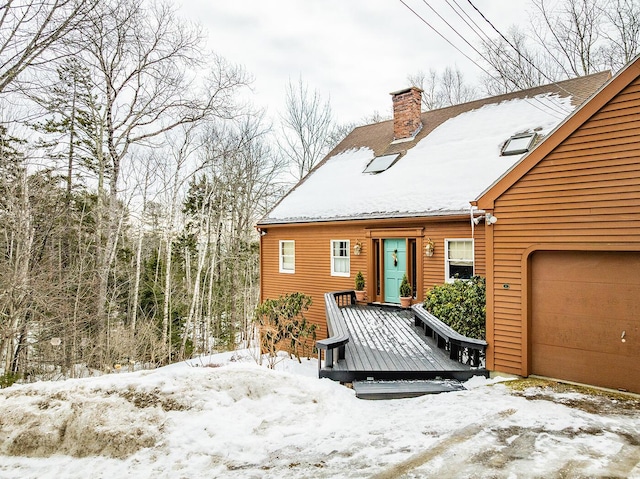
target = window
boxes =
[445,239,474,282]
[331,240,350,276]
[501,133,537,156]
[363,153,401,174]
[279,240,295,273]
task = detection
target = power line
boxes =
[422,0,571,116]
[465,0,578,102]
[398,0,569,119]
[397,0,493,78]
[445,0,572,114]
[425,0,572,116]
[446,0,504,55]
[420,0,488,69]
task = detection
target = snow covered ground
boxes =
[1,351,639,478]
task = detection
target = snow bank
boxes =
[1,352,639,478]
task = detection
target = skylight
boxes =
[363,153,401,174]
[501,133,537,156]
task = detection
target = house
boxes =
[476,55,640,394]
[257,72,610,343]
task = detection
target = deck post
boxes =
[325,348,334,368]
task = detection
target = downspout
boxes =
[470,205,476,237]
[257,227,265,304]
[472,200,495,372]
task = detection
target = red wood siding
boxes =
[260,218,485,340]
[488,75,640,376]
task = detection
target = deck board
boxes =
[345,307,422,371]
[319,304,488,382]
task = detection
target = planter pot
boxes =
[400,296,412,308]
[355,290,366,302]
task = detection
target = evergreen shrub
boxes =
[423,276,486,340]
[399,274,412,297]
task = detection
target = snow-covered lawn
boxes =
[1,351,639,478]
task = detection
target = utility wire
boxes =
[430,0,571,116]
[447,0,504,53]
[445,0,572,114]
[422,0,572,116]
[398,0,493,77]
[399,0,568,119]
[420,0,489,69]
[465,0,578,102]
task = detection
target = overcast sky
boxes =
[179,1,530,124]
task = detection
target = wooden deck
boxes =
[319,304,488,382]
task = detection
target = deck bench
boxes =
[412,304,487,367]
[316,291,353,369]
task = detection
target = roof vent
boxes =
[501,133,537,156]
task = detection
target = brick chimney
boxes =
[390,87,423,140]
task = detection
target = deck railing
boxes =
[315,291,353,369]
[412,304,487,367]
[332,290,356,307]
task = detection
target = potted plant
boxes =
[354,271,366,302]
[399,274,412,308]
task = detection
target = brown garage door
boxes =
[530,250,640,393]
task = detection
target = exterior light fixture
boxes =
[472,213,497,225]
[425,238,435,257]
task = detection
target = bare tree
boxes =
[76,0,249,335]
[0,0,98,93]
[408,66,477,110]
[158,126,201,362]
[408,69,441,110]
[531,0,604,77]
[189,113,284,354]
[480,0,640,94]
[480,27,561,95]
[279,77,335,180]
[599,0,640,71]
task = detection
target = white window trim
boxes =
[445,238,474,283]
[279,240,295,274]
[330,239,350,277]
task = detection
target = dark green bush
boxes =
[423,276,486,340]
[354,271,365,290]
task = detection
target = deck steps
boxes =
[352,379,466,400]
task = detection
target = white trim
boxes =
[330,239,350,277]
[279,240,295,274]
[444,238,474,283]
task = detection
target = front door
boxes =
[384,239,406,303]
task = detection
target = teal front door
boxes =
[384,239,407,303]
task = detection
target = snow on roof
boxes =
[263,93,574,223]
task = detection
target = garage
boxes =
[530,250,640,393]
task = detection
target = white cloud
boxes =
[179,1,532,124]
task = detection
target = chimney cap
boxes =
[390,86,424,96]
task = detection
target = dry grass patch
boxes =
[503,378,640,415]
